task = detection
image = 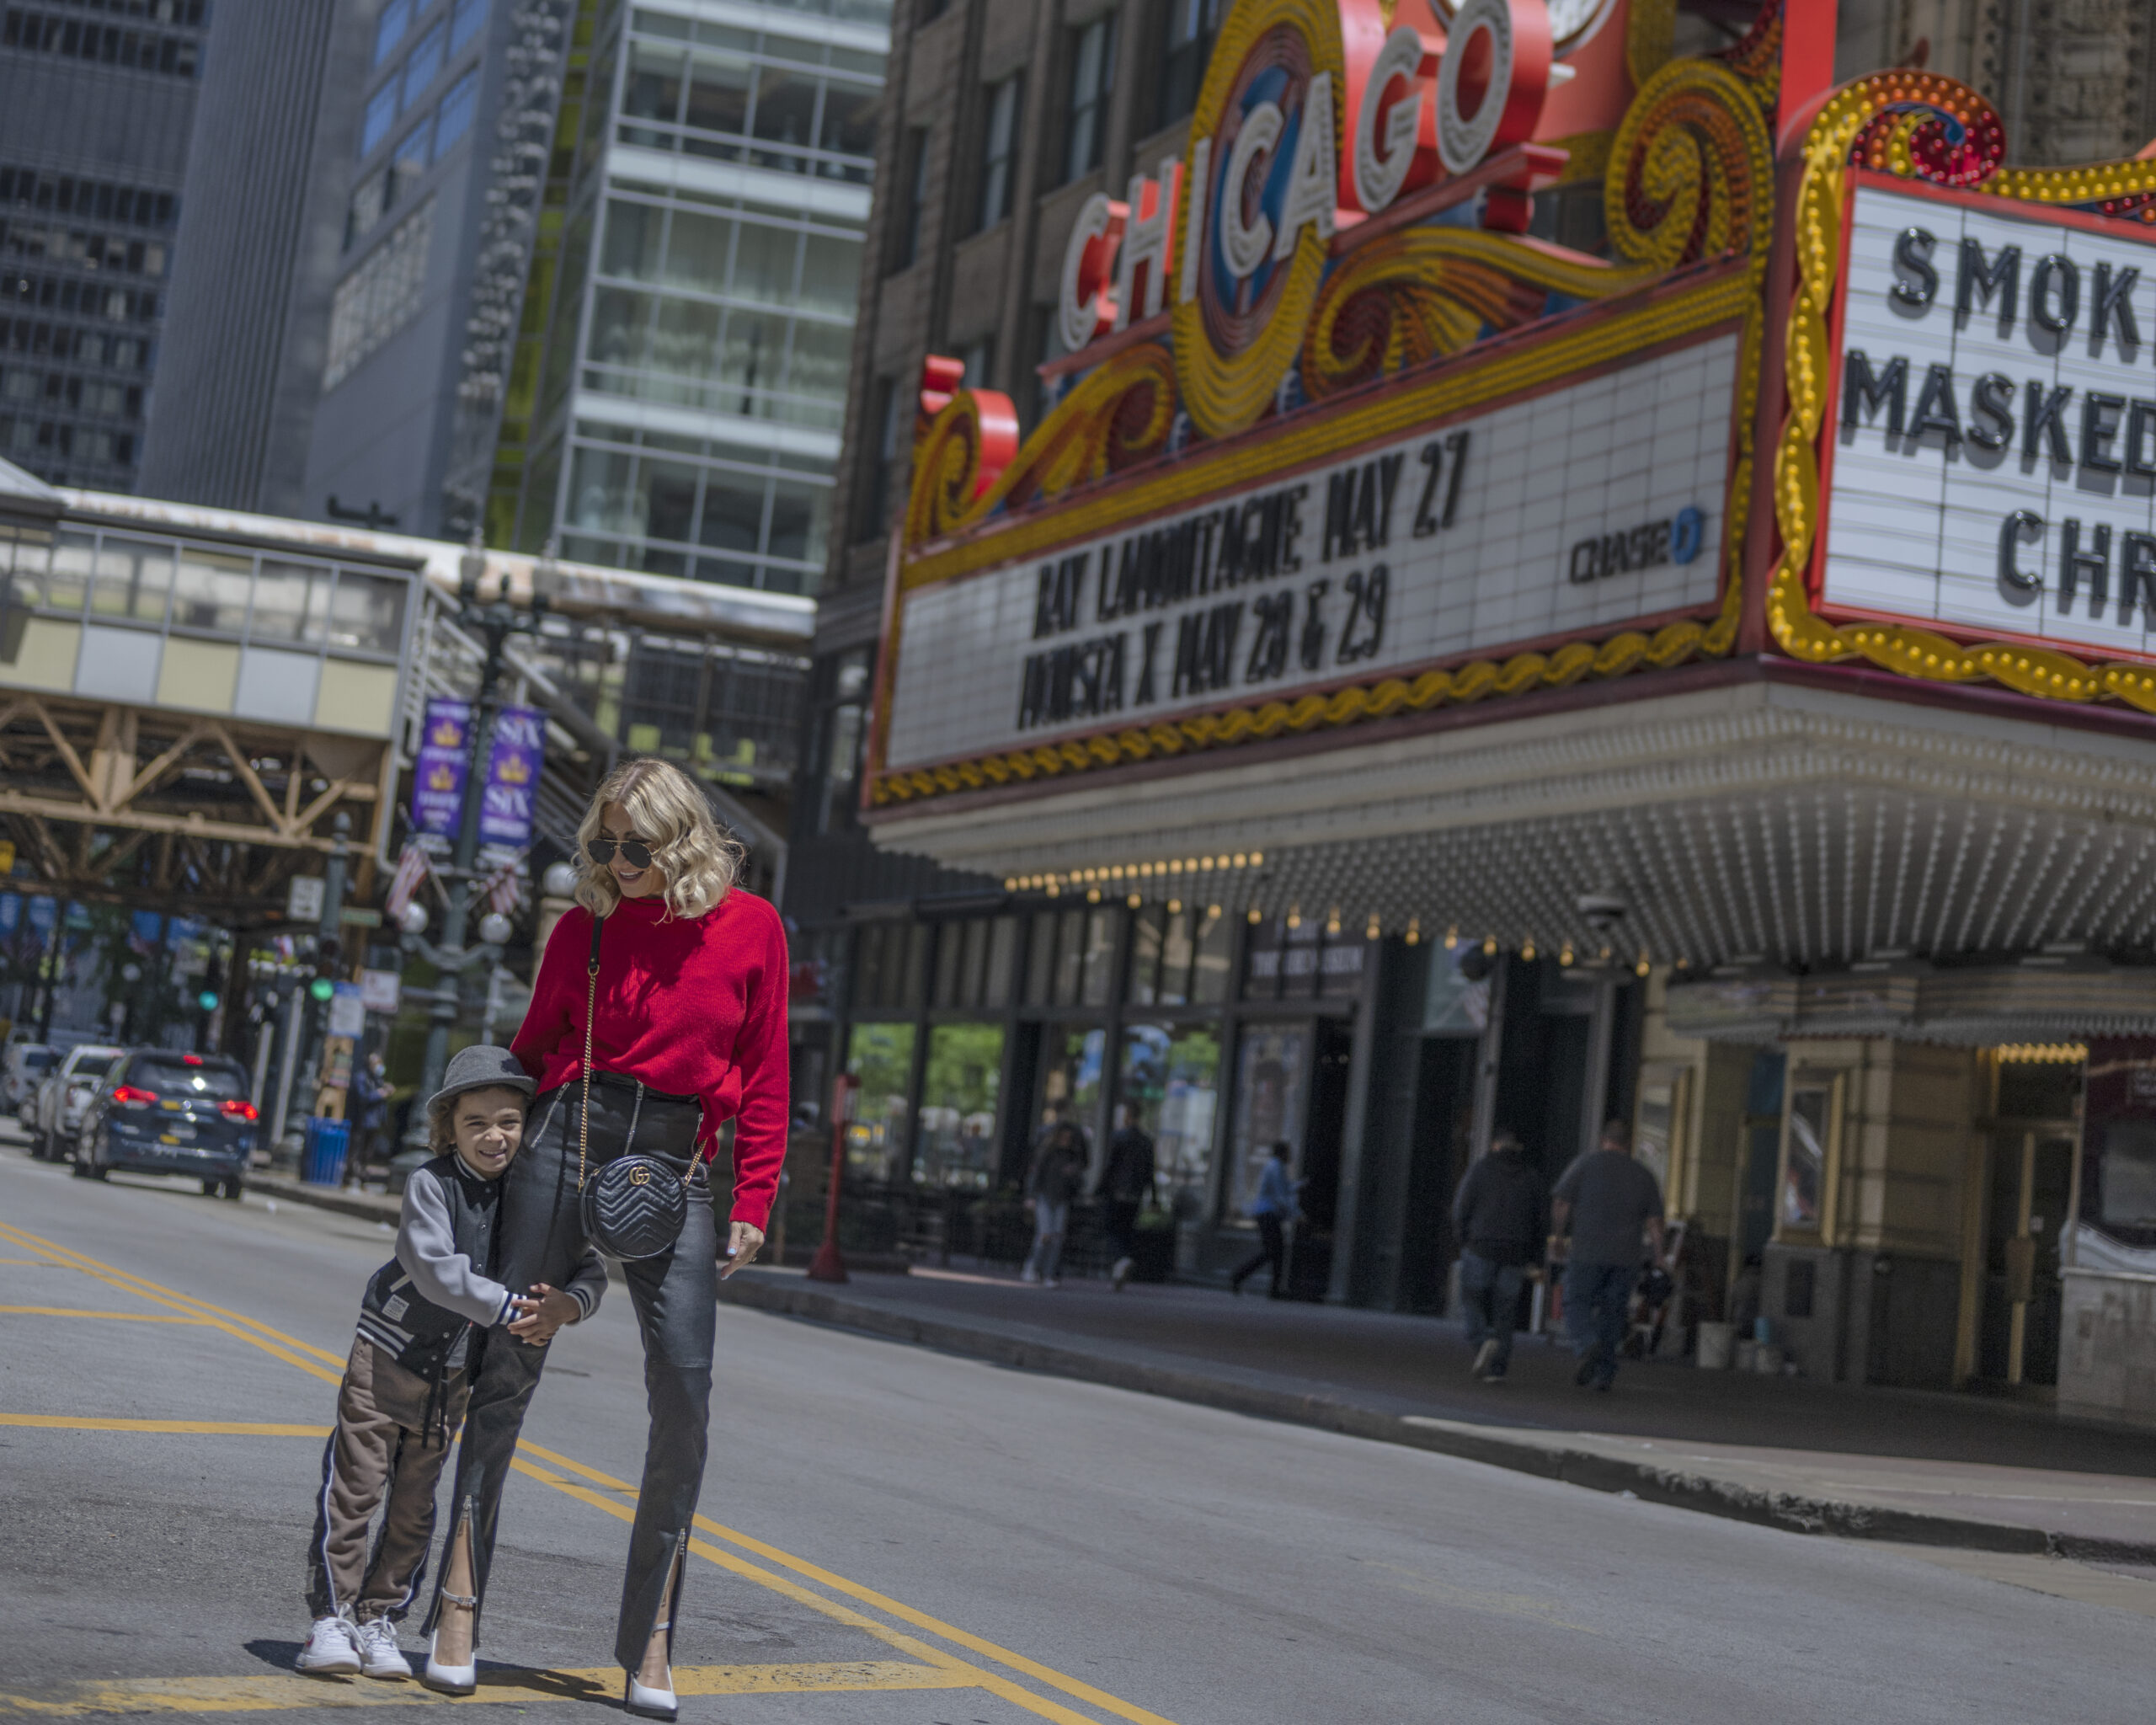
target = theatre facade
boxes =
[836,0,2156,1417]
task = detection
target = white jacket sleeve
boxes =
[395,1167,515,1329]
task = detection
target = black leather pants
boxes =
[429,1079,717,1672]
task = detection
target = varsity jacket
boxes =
[356,1153,606,1383]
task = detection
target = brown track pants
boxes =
[305,1335,471,1622]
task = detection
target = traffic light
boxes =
[196,991,219,1012]
[308,932,341,1003]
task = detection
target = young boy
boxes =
[296,1045,605,1681]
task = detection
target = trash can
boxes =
[302,1116,351,1187]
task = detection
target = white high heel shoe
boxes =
[623,1628,676,1722]
[421,1590,478,1696]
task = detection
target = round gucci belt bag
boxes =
[575,912,691,1261]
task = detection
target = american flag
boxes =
[478,855,526,919]
[384,844,431,922]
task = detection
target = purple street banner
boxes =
[479,706,544,847]
[411,698,472,838]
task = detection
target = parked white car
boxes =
[4,1042,55,1117]
[31,1044,125,1162]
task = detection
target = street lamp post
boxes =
[405,537,561,1143]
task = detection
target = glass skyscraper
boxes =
[507,0,887,595]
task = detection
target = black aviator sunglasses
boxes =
[586,836,655,869]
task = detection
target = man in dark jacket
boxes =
[1552,1119,1667,1391]
[1451,1129,1546,1381]
[1098,1104,1156,1290]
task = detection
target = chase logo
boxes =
[1566,505,1706,585]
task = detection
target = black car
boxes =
[76,1049,257,1199]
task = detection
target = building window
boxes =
[449,0,488,54]
[1065,12,1116,184]
[401,19,446,105]
[323,200,435,390]
[978,73,1022,231]
[960,334,994,391]
[435,67,479,152]
[860,376,906,540]
[373,0,413,66]
[894,126,930,271]
[360,82,398,158]
[1157,0,1221,128]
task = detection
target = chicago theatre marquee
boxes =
[858,0,2156,1413]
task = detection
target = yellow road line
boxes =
[0,1415,331,1435]
[524,1442,1182,1725]
[0,1659,974,1717]
[0,1306,212,1323]
[0,1220,1175,1725]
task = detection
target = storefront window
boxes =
[844,1021,914,1182]
[1053,908,1086,1003]
[1081,908,1118,1004]
[931,915,1018,1009]
[1779,1074,1842,1238]
[1121,1023,1221,1221]
[1192,904,1231,1003]
[917,1023,1002,1188]
[1127,905,1163,1006]
[854,920,926,1012]
[1039,1025,1106,1152]
[1023,911,1055,1006]
[1227,1023,1307,1223]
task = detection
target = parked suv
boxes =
[31,1044,124,1161]
[4,1042,55,1117]
[76,1049,256,1198]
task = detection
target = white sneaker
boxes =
[354,1616,412,1680]
[296,1615,361,1677]
[1471,1338,1499,1376]
[1112,1256,1133,1290]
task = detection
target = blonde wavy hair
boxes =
[572,757,744,921]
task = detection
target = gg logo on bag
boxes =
[629,1164,651,1185]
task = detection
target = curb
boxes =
[247,1172,401,1226]
[715,1276,2156,1567]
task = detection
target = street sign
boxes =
[328,980,366,1039]
[286,876,326,921]
[358,969,403,1014]
[340,906,382,928]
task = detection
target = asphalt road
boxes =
[2,1132,2151,1724]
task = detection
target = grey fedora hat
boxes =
[426,1044,536,1113]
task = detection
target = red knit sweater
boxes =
[512,888,790,1229]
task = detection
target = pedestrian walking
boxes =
[1450,1128,1545,1381]
[1550,1119,1666,1392]
[1023,1111,1086,1286]
[1098,1104,1156,1290]
[296,1046,604,1684]
[429,759,789,1722]
[351,1050,395,1180]
[1230,1141,1299,1298]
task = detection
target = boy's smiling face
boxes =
[451,1086,527,1180]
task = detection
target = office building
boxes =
[496,0,890,596]
[0,0,211,494]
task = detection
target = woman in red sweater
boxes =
[423,758,787,1720]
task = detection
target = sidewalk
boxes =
[716,1264,2156,1565]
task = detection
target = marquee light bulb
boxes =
[1247,906,1263,924]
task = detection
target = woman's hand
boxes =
[508,1283,581,1344]
[721,1220,765,1279]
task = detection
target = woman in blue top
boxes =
[1230,1141,1300,1298]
